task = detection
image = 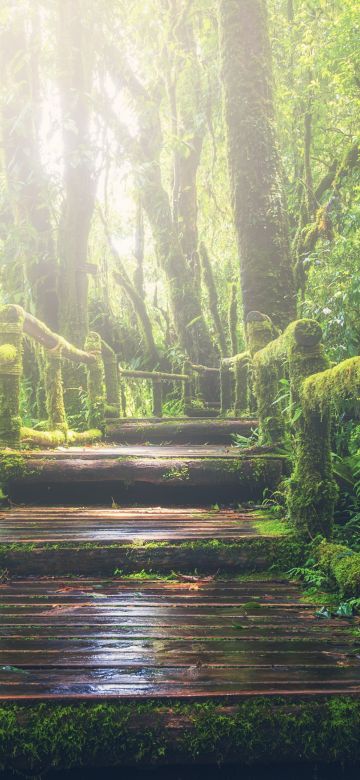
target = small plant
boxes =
[288,564,329,590]
[261,487,287,518]
[232,426,259,448]
[273,377,303,426]
[163,465,190,481]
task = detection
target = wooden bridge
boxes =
[1,304,360,771]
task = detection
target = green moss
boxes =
[249,317,336,538]
[0,453,27,486]
[85,331,106,431]
[45,351,68,436]
[302,356,360,416]
[0,343,17,366]
[67,428,103,444]
[0,306,24,448]
[233,351,250,415]
[21,427,66,447]
[163,465,190,481]
[1,697,360,774]
[252,518,291,536]
[0,534,306,576]
[316,540,360,596]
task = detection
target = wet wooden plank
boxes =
[1,644,357,668]
[1,577,358,701]
[1,665,360,701]
[0,624,352,640]
[2,637,356,652]
[0,506,285,544]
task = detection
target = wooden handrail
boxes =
[23,311,96,364]
[189,363,220,374]
[0,304,104,447]
[119,368,189,382]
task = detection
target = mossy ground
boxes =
[1,698,360,776]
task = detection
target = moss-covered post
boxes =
[101,340,120,418]
[233,352,250,416]
[0,305,24,447]
[45,348,68,438]
[220,359,233,415]
[182,360,193,415]
[85,332,106,431]
[152,378,163,418]
[246,311,281,443]
[287,321,337,538]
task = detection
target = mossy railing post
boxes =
[250,315,337,537]
[152,378,163,417]
[234,352,250,416]
[182,360,193,415]
[85,332,106,431]
[101,340,120,418]
[220,359,232,415]
[0,305,24,448]
[247,311,283,444]
[45,348,68,438]
[287,321,337,538]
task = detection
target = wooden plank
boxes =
[0,650,355,669]
[4,457,283,492]
[2,638,355,652]
[1,665,360,701]
[104,418,257,444]
[7,445,261,460]
[1,577,358,701]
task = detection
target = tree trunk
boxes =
[110,48,217,371]
[0,11,59,329]
[57,0,96,348]
[218,0,296,330]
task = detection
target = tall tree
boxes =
[108,46,217,368]
[0,5,59,329]
[57,0,96,347]
[218,0,296,330]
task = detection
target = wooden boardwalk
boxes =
[0,506,276,542]
[2,434,359,712]
[1,578,359,700]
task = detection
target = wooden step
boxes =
[4,445,284,505]
[0,506,291,576]
[105,417,257,444]
[0,506,285,542]
[0,577,358,700]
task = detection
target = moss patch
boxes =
[316,540,360,596]
[1,698,360,774]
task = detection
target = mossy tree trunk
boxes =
[109,50,217,378]
[57,0,96,415]
[218,0,296,330]
[0,10,59,330]
[57,0,96,349]
[168,6,205,295]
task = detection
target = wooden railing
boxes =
[244,310,360,538]
[118,367,191,418]
[118,362,220,418]
[0,305,119,448]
